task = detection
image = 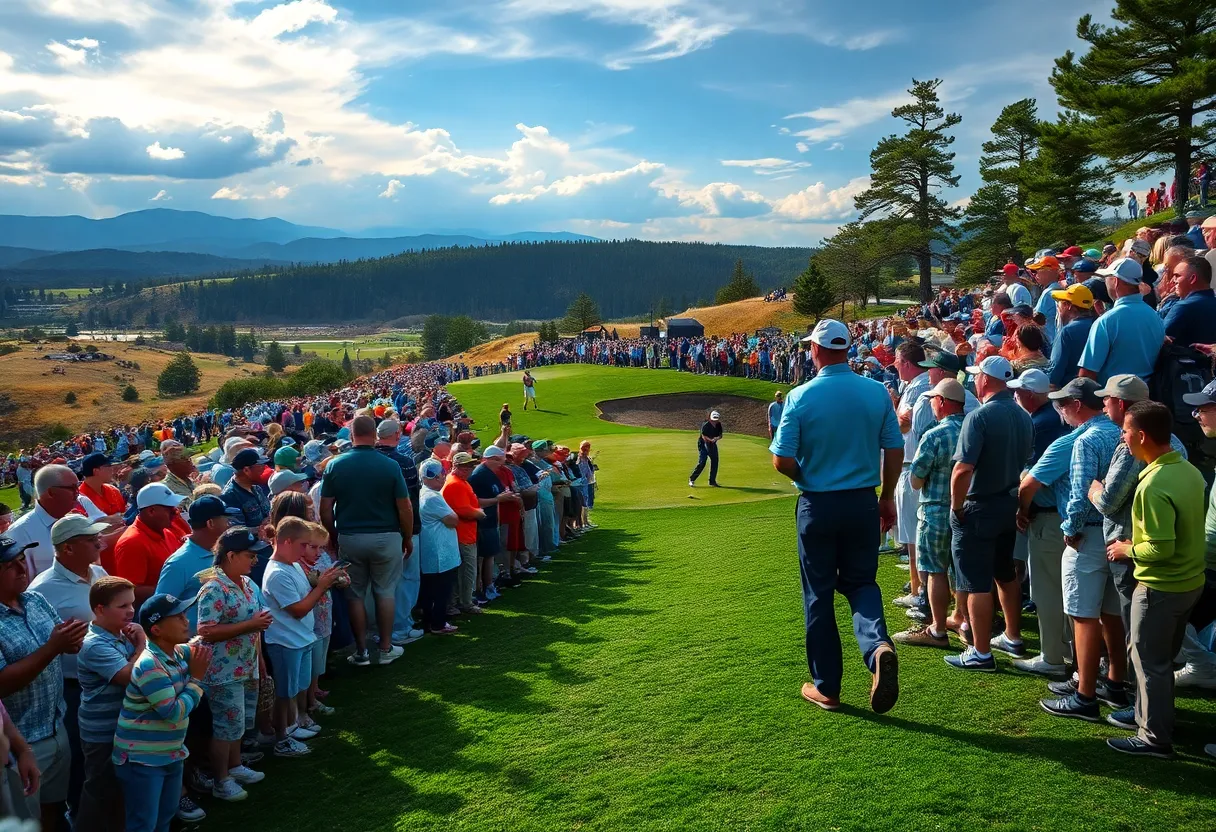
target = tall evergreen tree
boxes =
[264,340,287,372]
[341,349,353,377]
[157,352,201,396]
[421,315,451,360]
[815,222,887,313]
[715,259,761,305]
[855,78,961,303]
[560,292,602,334]
[1015,118,1119,248]
[791,258,836,322]
[1051,1,1216,216]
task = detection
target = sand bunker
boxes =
[596,393,772,437]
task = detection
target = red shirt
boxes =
[493,466,519,524]
[113,517,179,587]
[79,481,126,516]
[441,476,479,545]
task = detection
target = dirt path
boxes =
[596,393,771,438]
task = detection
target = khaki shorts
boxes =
[338,532,404,602]
[21,721,70,817]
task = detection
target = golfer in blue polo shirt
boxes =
[770,319,904,714]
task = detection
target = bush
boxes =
[0,344,19,356]
[157,352,201,396]
[65,343,82,354]
[211,376,288,411]
[121,384,139,402]
[285,359,348,396]
[133,336,147,346]
[44,422,71,442]
[264,340,287,372]
[85,344,98,354]
[64,391,77,404]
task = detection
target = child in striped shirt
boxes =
[111,593,212,832]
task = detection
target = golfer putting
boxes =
[689,410,723,487]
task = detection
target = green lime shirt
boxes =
[1130,451,1207,593]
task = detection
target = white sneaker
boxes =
[989,633,1026,658]
[212,778,248,802]
[1011,653,1067,677]
[289,723,320,740]
[274,738,311,757]
[892,593,921,608]
[229,765,265,785]
[377,644,405,665]
[522,566,539,575]
[1206,743,1216,760]
[1174,664,1216,689]
[392,628,425,646]
[688,479,695,487]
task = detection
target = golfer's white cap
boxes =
[802,319,851,349]
[710,411,721,420]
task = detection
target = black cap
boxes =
[81,452,114,477]
[138,592,198,631]
[231,448,267,470]
[187,495,243,528]
[215,526,271,560]
[1009,304,1034,317]
[1047,377,1104,410]
[1082,276,1112,305]
[0,537,36,564]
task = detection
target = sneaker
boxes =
[240,751,265,766]
[1106,706,1137,730]
[1022,598,1037,613]
[177,795,206,822]
[688,479,695,488]
[540,555,552,562]
[944,647,996,672]
[310,702,336,716]
[1174,664,1216,689]
[392,628,425,646]
[1106,736,1173,759]
[870,644,899,714]
[274,738,312,757]
[891,593,921,608]
[475,591,491,605]
[1011,654,1068,677]
[1205,743,1216,760]
[461,604,485,615]
[187,767,214,793]
[901,581,911,594]
[212,777,248,802]
[446,605,462,617]
[522,566,539,575]
[709,482,721,488]
[429,623,459,635]
[377,644,405,665]
[230,765,265,785]
[586,523,599,529]
[1048,676,1078,696]
[990,633,1027,658]
[288,723,320,741]
[893,626,949,648]
[1040,692,1101,722]
[347,650,371,667]
[255,731,277,746]
[897,552,910,564]
[905,606,928,622]
[1096,678,1131,709]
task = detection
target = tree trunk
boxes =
[918,252,932,304]
[1175,104,1193,218]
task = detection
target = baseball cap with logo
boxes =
[50,515,110,545]
[0,537,36,564]
[1095,373,1150,402]
[136,482,186,510]
[216,527,271,559]
[419,459,445,479]
[1047,377,1103,410]
[1007,368,1051,394]
[965,355,1014,381]
[1183,378,1216,407]
[1097,257,1143,284]
[138,592,198,632]
[1051,283,1095,309]
[803,319,851,349]
[710,410,721,420]
[926,378,965,403]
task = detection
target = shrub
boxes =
[211,376,288,411]
[264,340,287,372]
[84,344,98,354]
[0,344,20,356]
[157,352,201,396]
[121,384,139,402]
[285,359,348,397]
[44,422,71,442]
[65,343,82,354]
[64,392,77,404]
[133,336,147,346]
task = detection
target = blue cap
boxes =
[0,537,36,564]
[231,448,267,469]
[1072,259,1097,274]
[187,495,242,527]
[138,592,198,631]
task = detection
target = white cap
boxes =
[965,355,1014,381]
[136,482,186,510]
[137,450,156,461]
[710,410,721,420]
[802,318,851,349]
[268,470,309,495]
[1007,368,1050,394]
[481,445,506,458]
[1097,257,1142,284]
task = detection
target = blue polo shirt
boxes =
[1034,282,1061,346]
[1027,403,1068,508]
[1029,426,1083,517]
[1049,315,1096,390]
[1078,293,1165,384]
[1163,289,1216,348]
[156,538,215,633]
[770,363,902,493]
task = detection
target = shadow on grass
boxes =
[209,526,656,827]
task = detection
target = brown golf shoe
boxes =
[870,643,899,714]
[800,682,840,710]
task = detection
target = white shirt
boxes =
[6,503,60,578]
[261,560,317,649]
[419,486,460,574]
[29,560,108,679]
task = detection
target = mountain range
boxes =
[0,209,601,287]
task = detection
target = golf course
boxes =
[191,364,1216,832]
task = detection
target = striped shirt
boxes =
[0,591,65,742]
[112,642,203,767]
[77,623,137,744]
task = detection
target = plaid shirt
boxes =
[910,413,964,507]
[1093,437,1188,544]
[1061,415,1122,537]
[0,591,65,742]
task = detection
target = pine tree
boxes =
[814,222,886,313]
[421,315,450,360]
[264,340,287,372]
[656,296,672,319]
[715,259,761,305]
[64,321,79,337]
[854,78,961,303]
[1015,118,1119,249]
[157,352,201,396]
[791,258,836,322]
[235,333,257,362]
[1051,2,1216,216]
[560,292,601,334]
[341,349,353,377]
[292,343,302,356]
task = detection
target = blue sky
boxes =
[0,0,1147,245]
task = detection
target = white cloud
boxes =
[211,186,244,200]
[145,141,185,161]
[720,157,810,175]
[795,142,809,153]
[784,92,911,143]
[249,0,339,39]
[826,142,844,151]
[379,178,403,199]
[67,38,99,49]
[150,188,170,201]
[671,181,770,218]
[490,161,664,204]
[45,40,90,66]
[268,184,290,199]
[772,176,870,222]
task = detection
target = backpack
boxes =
[1150,342,1216,469]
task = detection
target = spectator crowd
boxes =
[0,361,601,830]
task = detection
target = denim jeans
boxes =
[392,534,422,640]
[689,441,719,484]
[797,488,891,699]
[115,760,183,832]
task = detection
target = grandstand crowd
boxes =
[0,362,599,830]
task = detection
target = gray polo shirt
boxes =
[952,389,1033,500]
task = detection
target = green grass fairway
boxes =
[17,365,1216,830]
[273,332,421,361]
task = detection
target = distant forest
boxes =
[127,240,815,324]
